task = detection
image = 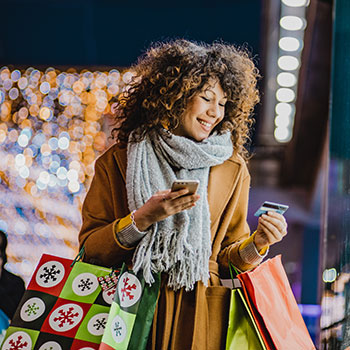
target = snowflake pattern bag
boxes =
[99,264,160,350]
[1,253,118,350]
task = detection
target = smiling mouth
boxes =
[198,119,212,129]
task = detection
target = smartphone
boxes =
[171,180,200,195]
[254,201,289,217]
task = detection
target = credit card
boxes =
[254,201,289,217]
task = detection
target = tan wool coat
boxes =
[78,144,256,350]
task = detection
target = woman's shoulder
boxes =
[92,143,127,180]
[227,152,248,167]
[95,143,127,166]
[226,152,250,177]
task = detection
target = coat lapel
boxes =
[208,157,241,229]
[113,147,127,183]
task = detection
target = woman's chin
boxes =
[194,132,211,142]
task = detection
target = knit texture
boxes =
[126,129,233,291]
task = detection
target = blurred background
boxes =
[1,0,348,348]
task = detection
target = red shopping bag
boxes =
[237,255,316,350]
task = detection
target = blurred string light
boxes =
[282,0,309,6]
[0,66,130,283]
[274,0,309,143]
[323,268,337,283]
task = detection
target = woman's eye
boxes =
[219,103,226,107]
[201,96,210,102]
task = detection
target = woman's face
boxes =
[173,80,227,142]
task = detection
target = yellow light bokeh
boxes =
[0,129,6,143]
[39,107,51,121]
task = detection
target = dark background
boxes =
[0,0,262,68]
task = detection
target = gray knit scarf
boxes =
[126,129,233,291]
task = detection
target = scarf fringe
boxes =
[133,227,211,291]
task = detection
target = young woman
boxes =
[79,39,288,350]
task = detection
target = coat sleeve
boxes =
[78,155,135,268]
[217,163,259,273]
[0,270,25,320]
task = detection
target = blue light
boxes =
[21,128,32,139]
[29,145,39,157]
[40,82,51,95]
[11,70,21,82]
[0,90,5,104]
[49,161,60,173]
[298,304,322,317]
[56,73,67,86]
[32,133,46,147]
[51,154,61,163]
[48,137,59,151]
[59,131,70,140]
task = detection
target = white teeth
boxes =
[198,120,211,127]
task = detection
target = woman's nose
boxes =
[207,104,222,119]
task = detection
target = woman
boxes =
[79,39,288,350]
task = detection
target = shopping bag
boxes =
[237,255,316,350]
[225,286,267,350]
[225,262,267,350]
[99,264,160,350]
[1,250,118,350]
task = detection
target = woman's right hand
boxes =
[132,189,200,231]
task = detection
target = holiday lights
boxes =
[0,66,128,283]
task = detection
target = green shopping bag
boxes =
[225,264,267,350]
[99,264,160,350]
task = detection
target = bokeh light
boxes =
[278,56,300,71]
[275,114,292,128]
[274,0,307,143]
[280,16,305,31]
[274,126,292,143]
[275,102,295,117]
[0,66,127,282]
[277,72,297,87]
[276,88,296,102]
[282,0,309,7]
[279,37,301,52]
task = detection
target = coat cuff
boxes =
[239,232,269,267]
[114,213,147,247]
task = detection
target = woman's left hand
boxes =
[254,211,288,251]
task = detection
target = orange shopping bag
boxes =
[237,255,316,350]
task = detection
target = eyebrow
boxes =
[204,89,227,99]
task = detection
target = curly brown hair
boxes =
[112,39,260,159]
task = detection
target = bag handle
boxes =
[228,262,242,289]
[71,246,120,278]
[228,262,240,280]
[70,246,85,267]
